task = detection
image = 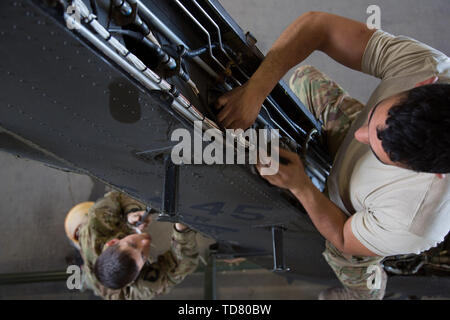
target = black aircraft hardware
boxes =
[0,0,448,296]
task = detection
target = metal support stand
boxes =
[157,154,181,223]
[203,253,217,300]
[272,226,290,273]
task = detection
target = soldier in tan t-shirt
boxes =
[214,12,450,299]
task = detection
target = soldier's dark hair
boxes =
[94,244,140,290]
[377,83,450,173]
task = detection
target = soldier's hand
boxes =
[215,82,265,130]
[128,211,152,230]
[256,148,311,193]
[175,223,189,232]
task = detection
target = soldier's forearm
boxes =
[291,182,348,252]
[117,192,146,214]
[170,227,199,275]
[172,227,198,259]
[247,12,327,100]
[248,12,374,101]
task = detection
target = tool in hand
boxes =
[136,206,153,228]
[133,206,156,234]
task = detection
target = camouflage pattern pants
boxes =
[289,65,386,299]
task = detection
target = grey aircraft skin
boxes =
[0,0,448,297]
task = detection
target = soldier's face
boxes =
[119,233,152,270]
[354,77,439,169]
[354,93,406,167]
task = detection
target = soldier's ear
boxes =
[105,239,120,247]
[414,76,438,87]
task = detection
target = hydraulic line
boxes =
[109,29,175,69]
[95,0,161,46]
[135,0,219,81]
[189,0,252,82]
[108,28,199,94]
[174,0,226,72]
[177,42,238,61]
[89,0,98,16]
[133,13,161,47]
[64,0,327,184]
[111,0,132,16]
[65,0,213,128]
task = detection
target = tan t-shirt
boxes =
[327,30,450,257]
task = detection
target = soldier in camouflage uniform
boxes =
[289,65,386,299]
[77,191,199,300]
[289,66,366,159]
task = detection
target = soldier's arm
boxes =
[249,12,376,101]
[116,192,146,214]
[80,191,128,243]
[87,191,146,231]
[216,12,376,129]
[125,225,199,299]
[167,224,199,283]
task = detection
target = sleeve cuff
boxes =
[350,212,387,256]
[361,29,386,75]
[172,225,196,241]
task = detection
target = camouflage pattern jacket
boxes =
[78,191,199,300]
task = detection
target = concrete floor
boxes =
[0,0,449,299]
